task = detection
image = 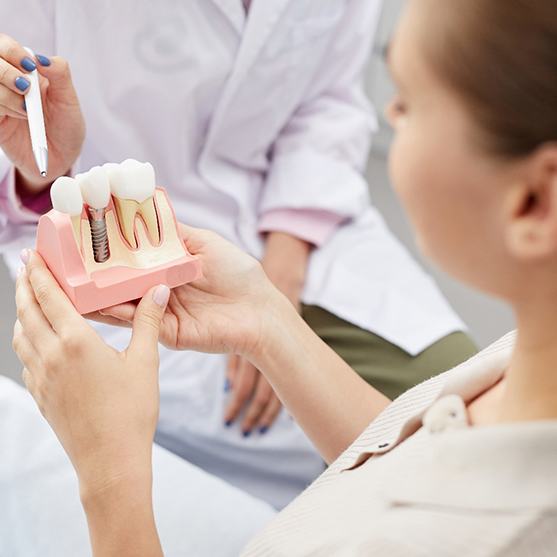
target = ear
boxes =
[505,144,557,261]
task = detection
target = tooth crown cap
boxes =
[109,159,156,203]
[50,177,84,216]
[78,166,111,209]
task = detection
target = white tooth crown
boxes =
[109,159,156,203]
[50,177,84,216]
[102,162,120,185]
[78,166,111,209]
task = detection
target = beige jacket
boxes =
[242,332,557,556]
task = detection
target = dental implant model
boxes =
[77,166,112,263]
[35,159,201,315]
[49,176,84,244]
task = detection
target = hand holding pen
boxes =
[0,34,85,194]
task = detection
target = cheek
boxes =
[388,129,484,271]
[388,131,449,244]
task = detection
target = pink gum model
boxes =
[36,187,202,315]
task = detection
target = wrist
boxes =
[77,442,154,504]
[249,288,307,369]
[80,460,153,509]
[15,165,73,196]
[263,232,311,297]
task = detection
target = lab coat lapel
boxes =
[209,0,245,34]
[204,0,292,147]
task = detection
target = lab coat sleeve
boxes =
[258,208,345,246]
[258,0,383,242]
[0,0,55,246]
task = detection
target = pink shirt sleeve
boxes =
[258,208,345,247]
[0,165,52,225]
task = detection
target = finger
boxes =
[22,249,83,335]
[0,107,27,120]
[34,55,77,102]
[225,355,239,392]
[241,375,273,435]
[224,359,258,426]
[15,269,57,354]
[178,224,216,255]
[257,396,283,434]
[84,311,133,329]
[12,321,40,374]
[0,87,27,117]
[0,35,37,94]
[99,302,137,323]
[128,285,170,360]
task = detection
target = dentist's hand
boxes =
[13,250,169,498]
[0,34,85,193]
[92,225,281,361]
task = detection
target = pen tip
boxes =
[40,171,47,177]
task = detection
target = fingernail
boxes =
[242,430,252,438]
[20,249,30,265]
[259,426,269,435]
[224,378,231,392]
[21,57,36,72]
[225,420,233,427]
[36,54,51,67]
[153,284,170,307]
[15,77,30,92]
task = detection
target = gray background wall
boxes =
[0,1,515,384]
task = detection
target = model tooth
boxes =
[77,166,111,209]
[102,162,120,186]
[50,176,84,245]
[50,176,83,216]
[109,159,155,203]
[109,159,159,248]
[138,197,160,245]
[112,198,138,248]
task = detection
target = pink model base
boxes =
[35,190,202,315]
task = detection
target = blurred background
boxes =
[0,0,514,384]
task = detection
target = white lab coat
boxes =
[0,0,465,508]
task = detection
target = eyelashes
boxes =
[385,95,408,128]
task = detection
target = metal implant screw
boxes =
[87,207,110,263]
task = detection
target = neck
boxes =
[498,299,557,422]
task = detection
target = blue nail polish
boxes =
[15,77,30,91]
[242,430,252,438]
[36,54,51,67]
[259,426,269,435]
[225,420,233,427]
[21,57,36,72]
[224,379,231,392]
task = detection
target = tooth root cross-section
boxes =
[113,197,160,249]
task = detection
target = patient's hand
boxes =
[13,250,169,498]
[92,225,283,361]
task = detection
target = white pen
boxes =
[23,47,48,177]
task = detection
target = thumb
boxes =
[128,284,170,358]
[36,56,78,101]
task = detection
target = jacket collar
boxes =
[342,331,557,511]
[338,331,516,472]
